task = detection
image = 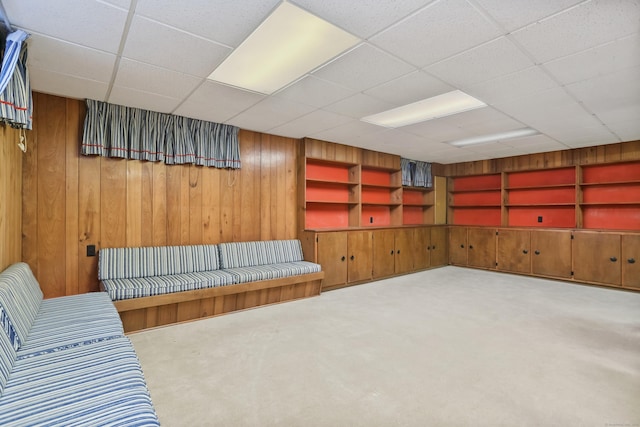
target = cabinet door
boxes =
[430,227,448,267]
[449,227,468,265]
[317,232,348,289]
[622,234,640,290]
[497,229,530,274]
[394,229,414,274]
[531,230,572,279]
[573,232,621,285]
[468,228,496,269]
[348,231,373,283]
[413,228,430,270]
[372,230,395,279]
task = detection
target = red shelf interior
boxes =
[307,161,351,182]
[583,206,640,230]
[453,191,501,206]
[403,206,424,225]
[582,162,640,183]
[362,205,391,227]
[453,174,501,191]
[508,187,575,205]
[582,184,640,204]
[452,207,501,226]
[362,169,392,186]
[508,168,575,187]
[508,206,575,228]
[403,190,423,205]
[306,182,352,203]
[362,187,392,204]
[306,203,350,229]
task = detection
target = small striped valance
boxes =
[82,99,241,169]
[401,158,432,188]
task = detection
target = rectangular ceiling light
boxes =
[361,90,486,128]
[208,2,360,95]
[448,128,540,147]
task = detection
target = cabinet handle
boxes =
[341,256,345,262]
[460,244,464,248]
[534,250,540,255]
[350,255,355,261]
[427,246,431,251]
[610,257,617,262]
[397,250,400,254]
[432,246,436,250]
[523,250,528,254]
[469,245,473,249]
[390,250,394,255]
[628,258,636,264]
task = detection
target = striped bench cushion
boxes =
[99,245,220,280]
[101,270,235,301]
[0,337,159,426]
[0,308,17,394]
[218,240,305,269]
[224,261,321,284]
[0,263,43,349]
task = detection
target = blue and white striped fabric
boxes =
[0,263,43,348]
[0,30,32,130]
[401,158,413,186]
[412,160,432,188]
[218,240,305,269]
[101,270,235,301]
[0,307,17,394]
[0,337,160,426]
[225,261,321,284]
[98,245,220,280]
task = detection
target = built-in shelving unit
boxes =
[448,174,502,226]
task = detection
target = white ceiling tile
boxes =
[322,93,397,119]
[30,67,109,101]
[439,107,526,135]
[27,33,116,83]
[475,0,584,32]
[425,37,534,87]
[500,135,567,152]
[115,59,202,100]
[173,81,265,123]
[309,120,385,143]
[312,43,415,92]
[371,0,502,68]
[102,0,130,9]
[402,119,475,142]
[6,0,127,53]
[606,119,640,142]
[511,0,640,63]
[135,0,280,47]
[363,71,453,105]
[269,110,353,138]
[541,124,620,146]
[275,76,356,109]
[290,0,434,38]
[108,86,182,113]
[561,135,621,149]
[543,34,640,85]
[123,16,231,77]
[465,66,559,105]
[226,97,316,133]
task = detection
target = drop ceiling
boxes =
[5,0,640,164]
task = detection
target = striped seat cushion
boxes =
[101,270,235,301]
[0,263,43,349]
[0,308,17,395]
[218,240,305,269]
[99,244,220,280]
[225,261,321,284]
[0,337,159,426]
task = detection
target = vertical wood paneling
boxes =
[65,99,80,295]
[140,161,154,246]
[189,166,202,244]
[126,160,142,247]
[151,162,167,246]
[1,125,22,273]
[100,159,127,249]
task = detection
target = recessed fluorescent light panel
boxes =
[448,128,540,147]
[207,2,360,95]
[361,90,486,128]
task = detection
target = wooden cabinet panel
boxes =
[348,231,373,283]
[317,232,348,289]
[394,229,414,274]
[497,229,530,274]
[430,227,448,267]
[622,234,640,290]
[372,230,396,279]
[573,232,621,285]
[531,230,572,279]
[449,227,468,266]
[413,228,430,270]
[468,228,496,269]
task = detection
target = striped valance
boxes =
[0,30,32,130]
[82,99,241,169]
[401,157,432,188]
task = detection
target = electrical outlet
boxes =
[370,216,374,223]
[537,216,543,223]
[86,245,96,257]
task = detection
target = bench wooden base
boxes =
[113,272,324,333]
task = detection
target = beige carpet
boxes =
[129,267,640,427]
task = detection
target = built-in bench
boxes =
[99,240,324,332]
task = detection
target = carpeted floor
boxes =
[129,267,640,427]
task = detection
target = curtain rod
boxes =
[0,0,14,32]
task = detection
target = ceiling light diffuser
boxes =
[207,2,360,95]
[361,90,486,128]
[448,128,540,147]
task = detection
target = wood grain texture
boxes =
[1,125,23,272]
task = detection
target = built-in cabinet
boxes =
[530,230,572,279]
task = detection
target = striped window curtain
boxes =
[400,158,413,186]
[412,161,432,188]
[82,99,241,169]
[0,29,32,130]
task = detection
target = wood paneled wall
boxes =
[442,140,640,176]
[0,125,23,272]
[23,93,299,298]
